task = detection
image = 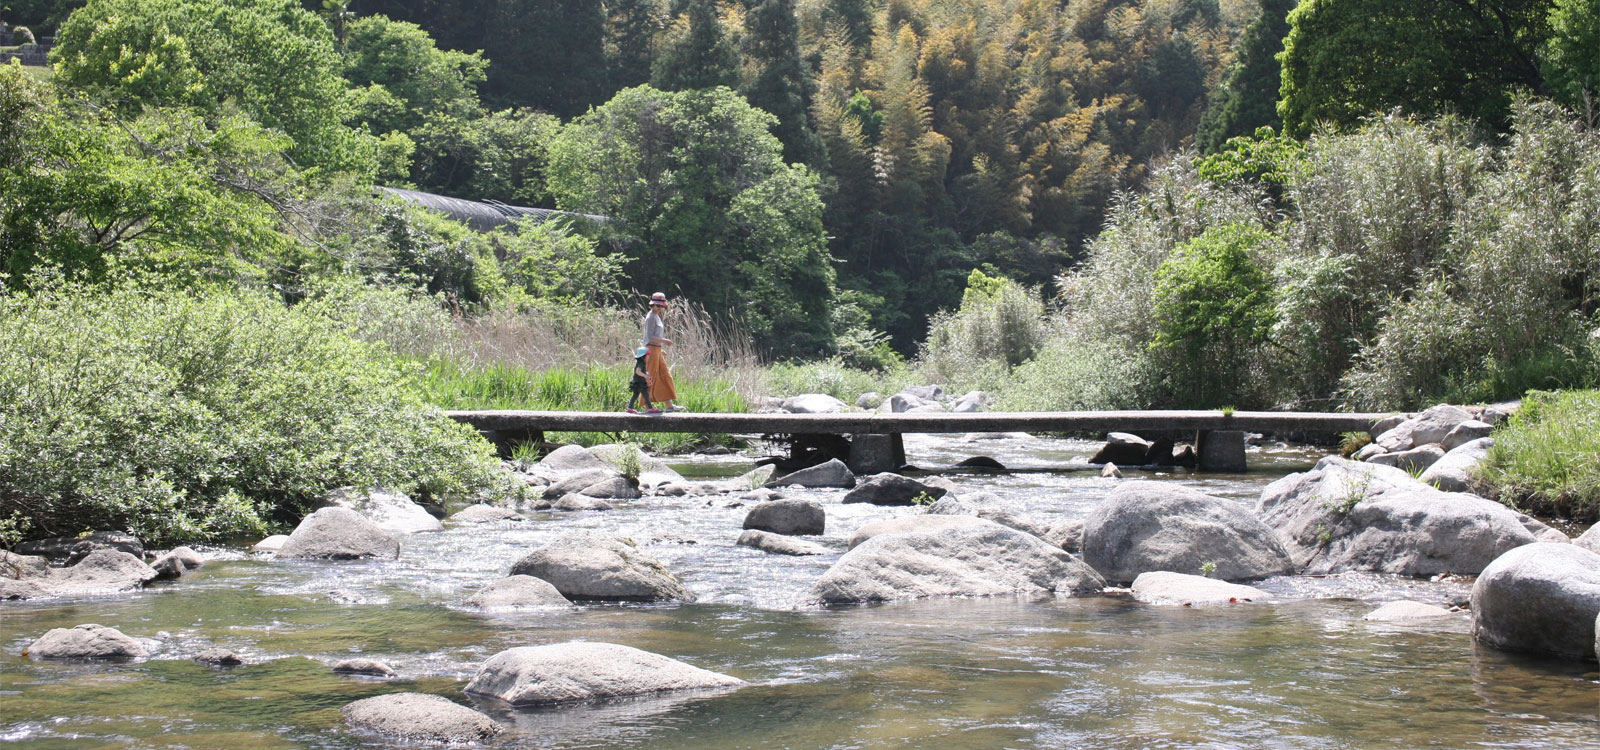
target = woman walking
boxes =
[642,292,684,412]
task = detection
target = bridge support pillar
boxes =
[1195,430,1246,473]
[480,428,543,460]
[849,433,904,474]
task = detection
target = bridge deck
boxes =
[445,409,1390,436]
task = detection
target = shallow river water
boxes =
[3,434,1597,749]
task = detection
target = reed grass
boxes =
[1478,389,1600,521]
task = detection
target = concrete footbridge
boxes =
[446,409,1393,474]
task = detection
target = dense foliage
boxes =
[0,284,514,545]
[1479,390,1600,521]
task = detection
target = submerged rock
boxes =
[767,459,857,489]
[1090,433,1152,466]
[842,473,947,505]
[27,623,146,659]
[49,549,158,593]
[814,521,1104,604]
[448,504,525,523]
[324,487,442,535]
[342,692,502,743]
[1257,457,1540,577]
[466,575,573,609]
[193,648,243,667]
[252,535,289,552]
[276,507,401,561]
[150,547,205,580]
[1363,601,1453,621]
[464,642,744,706]
[1471,543,1600,661]
[1128,572,1269,606]
[1082,482,1295,584]
[742,499,825,536]
[736,529,829,556]
[333,658,397,677]
[509,531,694,602]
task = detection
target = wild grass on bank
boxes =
[1478,389,1600,521]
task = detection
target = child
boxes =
[626,347,658,413]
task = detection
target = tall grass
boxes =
[1478,389,1600,521]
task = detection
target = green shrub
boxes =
[917,270,1046,391]
[0,285,513,545]
[1150,223,1277,407]
[1478,389,1600,521]
[760,360,909,402]
[995,336,1154,412]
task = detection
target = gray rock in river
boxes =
[1043,520,1085,555]
[847,514,992,549]
[1417,437,1492,493]
[531,444,609,481]
[333,658,397,677]
[742,499,825,535]
[1373,404,1473,452]
[1257,457,1543,577]
[252,535,289,552]
[535,493,614,511]
[27,623,147,659]
[448,504,525,523]
[1471,543,1600,661]
[767,458,857,489]
[323,486,442,535]
[1363,601,1453,621]
[466,575,573,609]
[900,384,944,402]
[925,494,1050,539]
[1367,415,1408,439]
[17,531,143,561]
[1089,432,1152,466]
[150,546,205,580]
[577,475,642,500]
[1129,571,1269,606]
[1441,420,1493,451]
[49,549,159,593]
[1081,481,1295,584]
[0,579,49,600]
[464,642,744,706]
[1576,525,1600,554]
[843,473,947,505]
[1367,443,1446,473]
[736,529,829,556]
[193,648,243,667]
[275,507,401,561]
[543,468,617,499]
[814,521,1104,603]
[1,550,51,580]
[509,531,694,602]
[782,393,850,414]
[342,692,502,743]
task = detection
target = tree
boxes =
[342,14,487,136]
[409,107,561,205]
[606,0,664,93]
[1196,0,1294,152]
[1542,0,1600,116]
[1150,223,1277,407]
[547,85,836,357]
[1277,0,1552,137]
[651,0,739,91]
[53,0,375,176]
[742,0,823,165]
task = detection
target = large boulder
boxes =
[847,514,992,549]
[1090,433,1152,466]
[782,393,849,414]
[742,500,825,535]
[813,521,1105,603]
[534,493,614,511]
[766,458,856,489]
[48,549,158,593]
[17,531,143,560]
[1081,482,1295,584]
[1417,437,1492,493]
[252,535,289,552]
[0,579,48,600]
[1367,443,1446,473]
[1441,420,1493,451]
[509,532,694,602]
[1373,404,1474,452]
[448,504,525,523]
[842,473,947,506]
[1129,572,1269,606]
[736,530,830,556]
[1471,543,1600,661]
[925,494,1050,539]
[542,468,617,499]
[324,487,441,534]
[531,444,608,481]
[1,550,51,580]
[1576,525,1600,554]
[591,443,687,490]
[466,575,573,609]
[27,624,146,659]
[464,642,744,706]
[1257,457,1540,577]
[577,476,642,500]
[342,693,502,743]
[900,385,944,401]
[951,391,988,413]
[275,507,401,561]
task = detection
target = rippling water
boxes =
[3,434,1597,749]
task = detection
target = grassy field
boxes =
[415,358,749,453]
[1478,389,1600,521]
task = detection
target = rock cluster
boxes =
[509,531,694,602]
[1355,403,1504,483]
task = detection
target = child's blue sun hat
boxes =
[635,347,649,358]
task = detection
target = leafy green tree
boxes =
[606,0,664,92]
[742,0,822,165]
[547,85,835,357]
[53,0,375,176]
[652,0,739,91]
[1151,223,1277,407]
[342,14,487,136]
[1542,0,1600,114]
[496,217,625,306]
[1197,0,1293,152]
[408,106,561,204]
[1278,0,1552,137]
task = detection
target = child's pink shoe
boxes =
[626,408,638,414]
[646,407,662,414]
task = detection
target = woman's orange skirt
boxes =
[645,345,677,402]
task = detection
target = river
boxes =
[3,434,1597,749]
